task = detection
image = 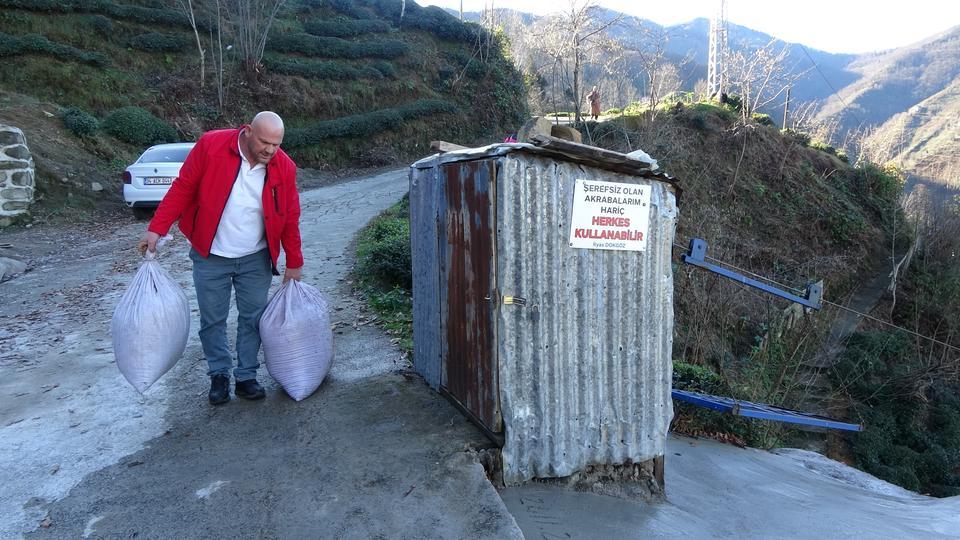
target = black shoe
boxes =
[209,374,230,405]
[235,379,266,400]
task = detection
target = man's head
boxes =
[241,111,284,165]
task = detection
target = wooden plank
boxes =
[430,140,469,153]
[529,134,652,171]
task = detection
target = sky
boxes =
[419,0,960,54]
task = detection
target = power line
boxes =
[822,299,960,353]
[672,240,960,353]
[798,44,868,131]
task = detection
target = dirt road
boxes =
[0,169,520,539]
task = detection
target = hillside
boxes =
[816,26,960,133]
[815,26,960,184]
[0,0,527,213]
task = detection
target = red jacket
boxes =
[148,127,303,273]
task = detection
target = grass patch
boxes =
[354,194,413,355]
[0,57,143,109]
[284,99,457,148]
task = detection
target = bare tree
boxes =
[531,1,622,123]
[222,0,286,78]
[725,39,807,120]
[627,22,685,114]
[175,0,206,88]
[209,0,227,112]
[597,42,639,112]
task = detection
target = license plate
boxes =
[143,177,174,186]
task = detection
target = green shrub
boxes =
[682,102,737,130]
[267,33,409,59]
[371,59,396,78]
[360,0,483,43]
[102,106,177,145]
[0,32,108,66]
[833,332,960,496]
[0,0,204,29]
[265,56,384,80]
[353,195,413,355]
[661,91,696,105]
[325,0,373,19]
[673,361,726,394]
[751,112,775,126]
[848,162,904,205]
[0,9,28,26]
[356,214,411,289]
[60,107,98,136]
[602,107,622,116]
[826,211,867,244]
[88,14,113,36]
[623,101,648,115]
[128,32,190,52]
[809,140,837,156]
[304,18,390,38]
[780,128,811,146]
[285,99,457,147]
[440,49,484,80]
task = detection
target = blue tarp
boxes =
[672,389,863,432]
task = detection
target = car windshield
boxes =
[138,146,193,163]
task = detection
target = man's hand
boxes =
[138,231,160,255]
[283,266,303,283]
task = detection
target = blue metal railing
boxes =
[672,389,862,431]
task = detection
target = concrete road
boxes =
[1,169,520,539]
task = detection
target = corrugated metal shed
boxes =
[410,141,679,485]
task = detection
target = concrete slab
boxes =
[502,434,960,539]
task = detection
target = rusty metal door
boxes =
[439,159,501,435]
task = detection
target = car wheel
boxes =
[132,207,154,220]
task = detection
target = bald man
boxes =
[139,111,304,404]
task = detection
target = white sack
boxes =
[111,249,190,393]
[260,280,334,401]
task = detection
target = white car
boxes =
[122,142,195,219]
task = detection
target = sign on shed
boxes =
[569,179,652,251]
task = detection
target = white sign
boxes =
[569,179,652,251]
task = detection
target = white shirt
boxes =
[209,137,268,258]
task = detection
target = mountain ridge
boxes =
[461,5,960,184]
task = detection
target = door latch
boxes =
[502,295,527,306]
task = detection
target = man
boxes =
[139,111,303,405]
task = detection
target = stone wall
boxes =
[0,125,35,227]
